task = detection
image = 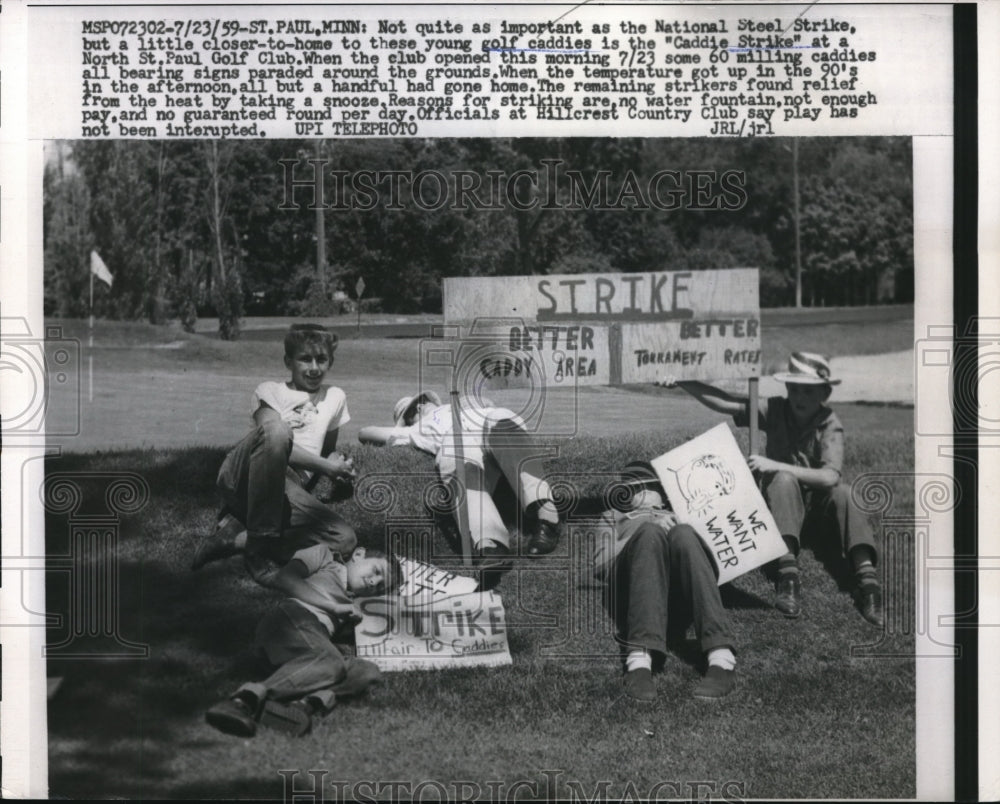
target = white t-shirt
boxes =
[384,403,523,475]
[251,381,350,460]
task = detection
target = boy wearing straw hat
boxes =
[662,352,883,626]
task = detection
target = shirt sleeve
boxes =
[251,381,281,418]
[732,395,769,429]
[816,412,845,475]
[325,388,351,431]
[290,544,329,577]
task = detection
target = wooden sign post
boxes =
[354,276,366,337]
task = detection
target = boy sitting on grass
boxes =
[660,352,883,626]
[192,323,358,577]
[206,544,404,738]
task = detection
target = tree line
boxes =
[44,137,913,339]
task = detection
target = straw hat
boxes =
[392,391,442,425]
[772,352,841,385]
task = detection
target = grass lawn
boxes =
[45,409,915,800]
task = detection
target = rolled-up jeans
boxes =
[216,421,356,565]
[605,522,735,659]
[436,415,553,550]
[238,599,380,712]
[760,471,879,564]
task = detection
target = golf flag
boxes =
[90,251,113,287]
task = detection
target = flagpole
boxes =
[89,266,94,402]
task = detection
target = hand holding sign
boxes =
[746,454,782,475]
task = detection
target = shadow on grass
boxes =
[43,441,915,799]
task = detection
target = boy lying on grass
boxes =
[206,545,404,738]
[660,351,883,626]
[358,391,563,591]
[192,323,358,578]
[595,460,738,703]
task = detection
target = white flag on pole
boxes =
[90,251,113,287]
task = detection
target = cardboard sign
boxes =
[442,269,761,384]
[650,424,787,585]
[444,269,758,324]
[620,319,761,382]
[354,559,512,671]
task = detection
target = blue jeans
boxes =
[605,523,735,658]
[761,471,879,563]
[239,599,380,711]
[216,421,356,563]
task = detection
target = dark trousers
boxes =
[761,471,878,563]
[216,420,356,562]
[605,523,735,658]
[238,599,380,712]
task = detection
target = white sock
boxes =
[625,650,652,673]
[536,500,559,524]
[707,647,736,671]
[234,531,248,550]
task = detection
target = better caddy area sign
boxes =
[651,423,786,585]
[355,559,512,671]
[443,268,760,385]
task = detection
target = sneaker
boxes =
[623,668,656,702]
[259,700,312,737]
[854,583,885,628]
[692,665,736,700]
[191,531,239,571]
[205,697,257,737]
[525,519,563,557]
[774,574,801,618]
[473,542,512,592]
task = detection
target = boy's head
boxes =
[344,546,404,597]
[393,390,442,426]
[284,324,338,393]
[617,460,667,511]
[772,352,838,422]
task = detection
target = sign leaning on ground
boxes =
[443,268,761,385]
[650,423,787,585]
[355,559,512,671]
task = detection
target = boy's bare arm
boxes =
[747,455,840,489]
[252,404,354,480]
[289,443,355,480]
[661,378,746,416]
[358,425,398,446]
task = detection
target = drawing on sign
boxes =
[668,453,736,515]
[651,424,787,585]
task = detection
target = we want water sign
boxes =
[651,423,787,585]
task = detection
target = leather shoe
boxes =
[854,584,885,628]
[191,531,239,571]
[473,542,512,592]
[525,519,563,556]
[206,697,257,737]
[774,574,801,618]
[259,699,312,737]
[623,668,656,702]
[692,665,736,700]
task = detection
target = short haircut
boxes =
[364,548,405,594]
[284,323,338,360]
